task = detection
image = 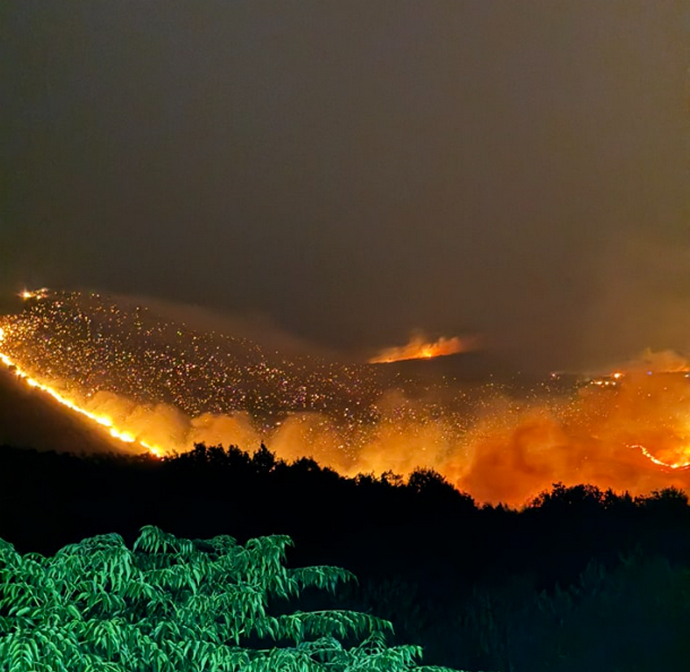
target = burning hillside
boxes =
[369,333,477,363]
[3,289,690,505]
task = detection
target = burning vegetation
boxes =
[3,289,690,506]
[368,333,475,363]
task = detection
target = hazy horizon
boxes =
[2,1,688,373]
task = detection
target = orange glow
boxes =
[369,333,476,364]
[633,443,690,470]
[19,287,50,300]
[6,309,690,503]
[7,291,690,506]
[0,328,162,458]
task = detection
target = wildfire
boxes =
[0,327,162,458]
[19,287,50,300]
[6,289,690,506]
[369,334,476,364]
[632,444,690,470]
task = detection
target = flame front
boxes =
[632,443,690,470]
[369,334,475,364]
[0,326,162,458]
[5,291,690,507]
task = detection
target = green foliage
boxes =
[0,527,464,672]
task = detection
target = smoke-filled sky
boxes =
[2,1,687,372]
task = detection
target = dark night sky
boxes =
[2,1,687,371]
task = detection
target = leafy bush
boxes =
[0,526,464,671]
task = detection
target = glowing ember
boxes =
[369,334,475,364]
[19,287,50,300]
[4,290,690,506]
[0,325,162,458]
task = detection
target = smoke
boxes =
[622,349,690,374]
[449,367,690,505]
[368,332,480,364]
[65,351,690,507]
[581,235,690,371]
[6,290,690,507]
[105,293,342,361]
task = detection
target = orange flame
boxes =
[632,443,690,470]
[8,302,690,507]
[19,287,50,300]
[0,327,162,458]
[369,334,476,364]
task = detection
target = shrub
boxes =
[0,527,463,671]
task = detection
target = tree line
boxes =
[2,441,690,670]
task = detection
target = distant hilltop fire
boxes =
[19,287,50,301]
[369,333,478,364]
[4,288,690,506]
